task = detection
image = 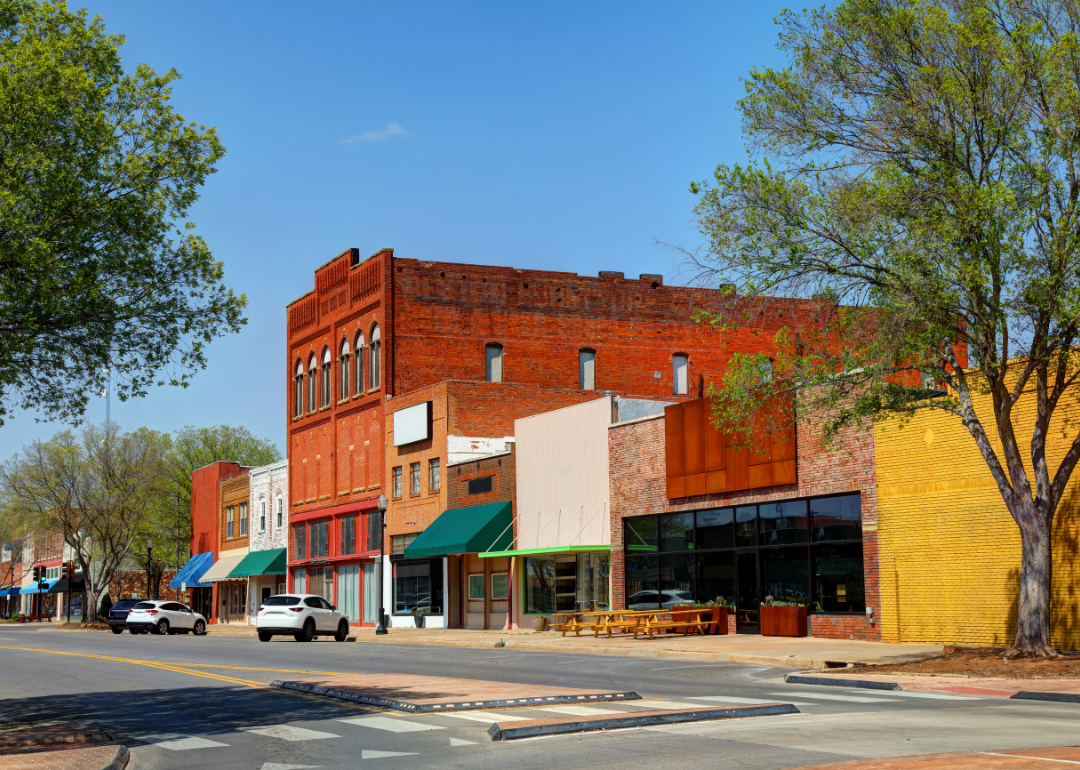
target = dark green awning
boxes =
[228,548,288,578]
[403,501,513,559]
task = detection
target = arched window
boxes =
[672,353,689,395]
[307,354,317,412]
[321,347,332,408]
[485,343,503,383]
[293,360,304,417]
[369,324,381,389]
[579,349,596,391]
[339,338,351,402]
[354,331,366,396]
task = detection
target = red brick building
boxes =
[285,247,828,628]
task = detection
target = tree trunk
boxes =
[85,586,99,624]
[1010,509,1056,657]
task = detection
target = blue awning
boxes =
[21,580,55,595]
[169,551,215,589]
[2,587,20,597]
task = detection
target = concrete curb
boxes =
[102,745,130,770]
[269,679,641,713]
[784,674,900,690]
[350,637,841,670]
[1011,691,1080,704]
[487,703,800,741]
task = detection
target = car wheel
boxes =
[258,631,272,643]
[294,619,315,642]
[193,620,206,636]
[155,619,169,636]
[111,627,123,635]
[334,620,349,642]
[128,627,140,635]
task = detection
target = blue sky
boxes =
[5,1,795,455]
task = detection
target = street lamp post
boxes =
[146,539,153,600]
[375,494,388,635]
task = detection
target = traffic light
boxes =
[31,566,40,582]
[65,561,75,580]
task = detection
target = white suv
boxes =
[256,594,349,643]
[126,600,208,636]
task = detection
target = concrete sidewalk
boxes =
[785,746,1080,769]
[791,671,1080,698]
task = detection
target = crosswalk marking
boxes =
[260,764,321,770]
[136,733,230,750]
[537,705,629,716]
[438,710,530,722]
[688,696,816,706]
[361,750,417,759]
[338,716,445,733]
[243,725,340,741]
[450,738,477,746]
[635,700,723,710]
[854,690,982,701]
[768,691,898,704]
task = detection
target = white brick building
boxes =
[244,460,289,621]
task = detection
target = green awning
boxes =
[479,544,610,559]
[227,548,288,578]
[404,501,513,559]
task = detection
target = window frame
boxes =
[320,347,332,408]
[239,502,248,537]
[578,348,596,391]
[467,573,485,600]
[226,506,234,539]
[354,332,366,396]
[307,355,317,412]
[276,496,283,529]
[260,498,266,533]
[392,466,403,498]
[294,360,304,417]
[485,343,504,383]
[369,324,381,389]
[339,338,351,402]
[672,353,689,395]
[410,461,421,496]
[429,458,441,492]
[491,572,509,601]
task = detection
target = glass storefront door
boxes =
[736,551,759,633]
[362,562,380,624]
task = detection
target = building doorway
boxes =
[736,551,759,633]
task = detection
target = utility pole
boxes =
[375,494,388,635]
[175,491,180,601]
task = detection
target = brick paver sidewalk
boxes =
[786,746,1080,768]
[0,744,127,770]
[0,721,108,749]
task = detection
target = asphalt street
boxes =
[1,624,1078,770]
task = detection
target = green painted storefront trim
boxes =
[478,544,610,559]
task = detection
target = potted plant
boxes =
[759,596,807,637]
[671,598,733,635]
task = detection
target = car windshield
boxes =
[112,600,139,609]
[263,596,300,606]
[133,602,156,610]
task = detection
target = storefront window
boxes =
[813,542,865,611]
[810,494,863,541]
[307,566,333,602]
[341,515,357,556]
[759,500,809,545]
[468,574,484,600]
[491,572,509,601]
[696,508,734,550]
[337,564,360,621]
[393,559,443,615]
[310,520,330,558]
[293,524,306,560]
[624,516,658,553]
[735,506,757,547]
[761,547,810,605]
[697,550,735,606]
[659,553,695,606]
[625,553,659,610]
[659,512,694,552]
[293,568,306,594]
[523,556,555,614]
[575,552,609,610]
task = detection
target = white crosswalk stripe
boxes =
[338,716,445,732]
[689,695,817,706]
[450,738,477,746]
[438,710,531,722]
[362,750,417,759]
[243,725,340,741]
[537,705,630,716]
[136,733,230,750]
[769,691,899,704]
[851,689,982,701]
[634,700,725,710]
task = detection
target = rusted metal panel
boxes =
[748,463,773,488]
[705,470,727,494]
[705,398,725,471]
[683,399,706,476]
[772,460,797,485]
[664,403,685,479]
[667,474,686,499]
[685,472,707,498]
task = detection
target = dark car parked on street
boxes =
[107,598,144,634]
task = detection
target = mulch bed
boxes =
[55,622,110,632]
[847,646,1080,679]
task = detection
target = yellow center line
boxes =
[155,662,359,676]
[0,646,381,712]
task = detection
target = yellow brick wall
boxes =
[876,384,1080,648]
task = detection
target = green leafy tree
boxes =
[158,425,282,568]
[0,422,171,622]
[687,0,1080,656]
[0,0,245,427]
